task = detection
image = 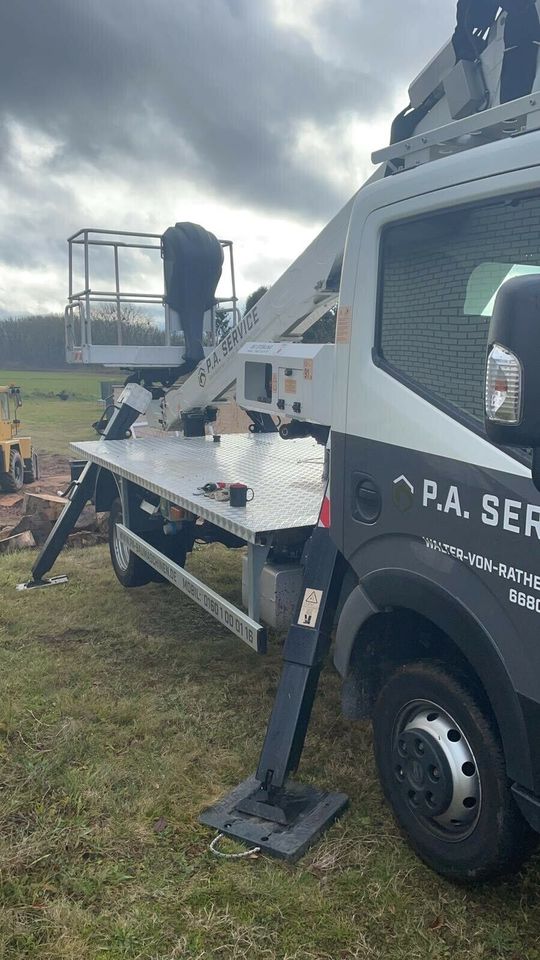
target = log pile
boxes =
[0,491,107,552]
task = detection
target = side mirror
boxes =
[485,275,540,448]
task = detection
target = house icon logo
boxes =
[393,475,414,512]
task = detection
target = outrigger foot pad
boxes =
[16,575,69,592]
[200,776,348,862]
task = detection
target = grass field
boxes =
[2,371,540,959]
[0,369,110,457]
[3,546,540,960]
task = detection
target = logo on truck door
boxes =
[393,475,415,512]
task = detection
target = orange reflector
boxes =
[169,506,185,522]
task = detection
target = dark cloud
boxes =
[0,0,457,313]
[1,0,386,218]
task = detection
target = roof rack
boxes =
[373,91,540,173]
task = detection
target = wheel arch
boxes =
[334,570,535,793]
[94,467,121,512]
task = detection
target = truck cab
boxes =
[329,124,540,879]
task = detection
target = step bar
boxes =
[116,525,266,654]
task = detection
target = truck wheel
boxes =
[0,449,24,492]
[23,452,39,484]
[109,497,154,588]
[372,661,536,882]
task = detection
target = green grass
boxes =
[2,544,540,960]
[3,371,540,958]
[0,369,111,457]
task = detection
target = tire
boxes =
[0,449,24,492]
[109,497,155,588]
[23,452,39,484]
[372,660,537,882]
[108,497,187,588]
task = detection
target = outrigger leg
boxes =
[200,526,349,860]
[17,384,152,591]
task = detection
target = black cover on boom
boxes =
[453,0,540,101]
[452,0,499,61]
[500,1,540,103]
[391,0,540,145]
[162,222,224,370]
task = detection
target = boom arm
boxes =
[159,191,361,429]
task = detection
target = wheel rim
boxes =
[112,511,130,572]
[392,699,481,841]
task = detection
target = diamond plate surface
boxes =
[71,434,325,543]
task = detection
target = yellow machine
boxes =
[0,386,38,493]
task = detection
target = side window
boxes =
[378,194,540,424]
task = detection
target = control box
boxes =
[237,342,334,424]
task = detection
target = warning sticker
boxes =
[304,359,313,381]
[336,305,352,344]
[298,588,323,627]
[284,378,297,394]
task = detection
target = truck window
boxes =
[378,194,540,424]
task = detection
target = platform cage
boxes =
[65,228,240,368]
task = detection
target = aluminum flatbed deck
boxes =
[71,433,325,543]
[70,433,325,652]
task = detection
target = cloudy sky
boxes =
[0,0,456,317]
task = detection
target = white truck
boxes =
[23,0,540,880]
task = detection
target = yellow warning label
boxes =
[304,359,313,381]
[298,588,323,627]
[284,378,297,394]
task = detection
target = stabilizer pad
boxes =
[200,776,349,862]
[16,575,69,592]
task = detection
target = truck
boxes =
[21,1,540,881]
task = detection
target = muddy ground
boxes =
[0,453,71,541]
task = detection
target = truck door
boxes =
[333,182,540,715]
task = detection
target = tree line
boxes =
[0,310,170,370]
[0,289,336,370]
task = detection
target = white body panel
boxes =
[237,342,334,425]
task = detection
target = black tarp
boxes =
[453,0,540,102]
[162,222,224,369]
